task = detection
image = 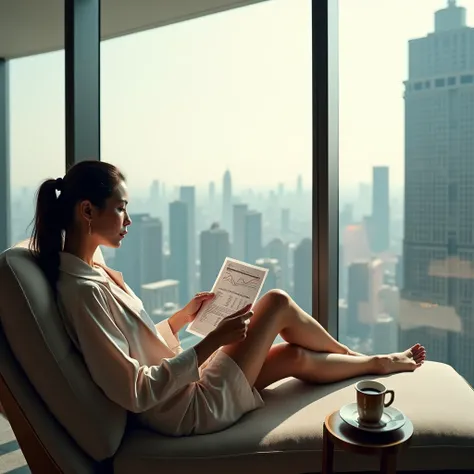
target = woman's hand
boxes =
[168,292,215,334]
[181,292,215,324]
[206,304,254,347]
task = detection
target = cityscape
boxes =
[7,0,474,386]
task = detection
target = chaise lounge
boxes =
[1,245,474,473]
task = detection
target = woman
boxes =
[30,161,426,437]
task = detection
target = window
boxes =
[101,0,312,348]
[339,1,474,385]
[9,52,65,245]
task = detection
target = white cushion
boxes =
[0,247,126,461]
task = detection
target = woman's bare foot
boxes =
[376,344,426,375]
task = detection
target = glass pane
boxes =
[339,0,474,384]
[101,0,312,348]
[9,52,65,245]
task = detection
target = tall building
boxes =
[200,223,230,292]
[232,203,248,261]
[256,258,281,295]
[281,208,290,236]
[115,213,163,295]
[222,170,232,233]
[371,166,390,253]
[347,259,383,341]
[245,211,262,264]
[209,181,215,208]
[265,238,289,291]
[179,186,196,296]
[169,201,189,306]
[401,0,474,383]
[141,280,179,315]
[294,238,312,314]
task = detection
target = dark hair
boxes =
[30,161,125,296]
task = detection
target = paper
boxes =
[187,257,268,338]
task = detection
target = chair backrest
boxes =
[0,246,127,471]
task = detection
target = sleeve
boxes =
[70,283,200,413]
[155,320,183,355]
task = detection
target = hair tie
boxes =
[55,177,64,191]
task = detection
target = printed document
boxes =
[187,258,268,338]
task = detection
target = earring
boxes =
[88,220,92,236]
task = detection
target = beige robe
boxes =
[57,252,262,436]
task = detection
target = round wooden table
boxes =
[322,411,413,474]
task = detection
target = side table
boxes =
[322,411,413,474]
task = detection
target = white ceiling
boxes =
[0,0,267,59]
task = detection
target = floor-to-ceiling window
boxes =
[101,0,312,348]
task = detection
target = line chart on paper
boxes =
[222,267,261,289]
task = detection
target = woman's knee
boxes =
[260,289,291,309]
[275,343,307,369]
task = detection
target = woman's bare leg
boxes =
[254,343,426,390]
[221,290,426,388]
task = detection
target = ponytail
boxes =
[30,179,64,298]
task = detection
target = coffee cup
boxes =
[355,380,395,425]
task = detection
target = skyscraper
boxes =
[200,223,230,292]
[222,170,232,233]
[401,0,474,382]
[232,203,248,261]
[179,186,196,296]
[294,238,312,314]
[256,258,281,295]
[115,214,163,295]
[244,210,262,264]
[371,166,390,253]
[281,208,290,236]
[265,238,289,291]
[169,201,189,306]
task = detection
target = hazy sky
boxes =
[8,0,474,192]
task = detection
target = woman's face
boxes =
[91,180,132,248]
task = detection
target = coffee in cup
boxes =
[355,380,395,425]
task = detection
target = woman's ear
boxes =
[79,200,93,221]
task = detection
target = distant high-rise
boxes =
[209,181,215,206]
[169,201,189,306]
[281,208,290,236]
[265,238,289,291]
[245,211,262,264]
[179,186,196,296]
[297,175,303,195]
[232,203,248,261]
[200,223,230,291]
[150,180,160,213]
[256,258,281,295]
[222,170,232,233]
[115,214,163,295]
[371,166,390,253]
[401,0,474,383]
[347,259,383,341]
[294,238,312,314]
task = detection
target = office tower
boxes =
[342,223,371,266]
[256,258,282,295]
[373,314,398,355]
[339,204,353,238]
[401,0,474,382]
[114,214,163,295]
[245,211,262,264]
[371,166,390,253]
[222,170,232,233]
[200,223,230,292]
[357,183,371,219]
[209,181,215,207]
[347,259,383,341]
[141,280,179,315]
[395,256,403,290]
[149,180,160,214]
[232,204,248,261]
[297,175,303,196]
[294,238,312,314]
[281,208,290,236]
[169,201,189,306]
[179,186,196,296]
[265,238,289,291]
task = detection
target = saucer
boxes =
[339,403,407,433]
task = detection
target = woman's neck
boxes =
[63,233,98,267]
